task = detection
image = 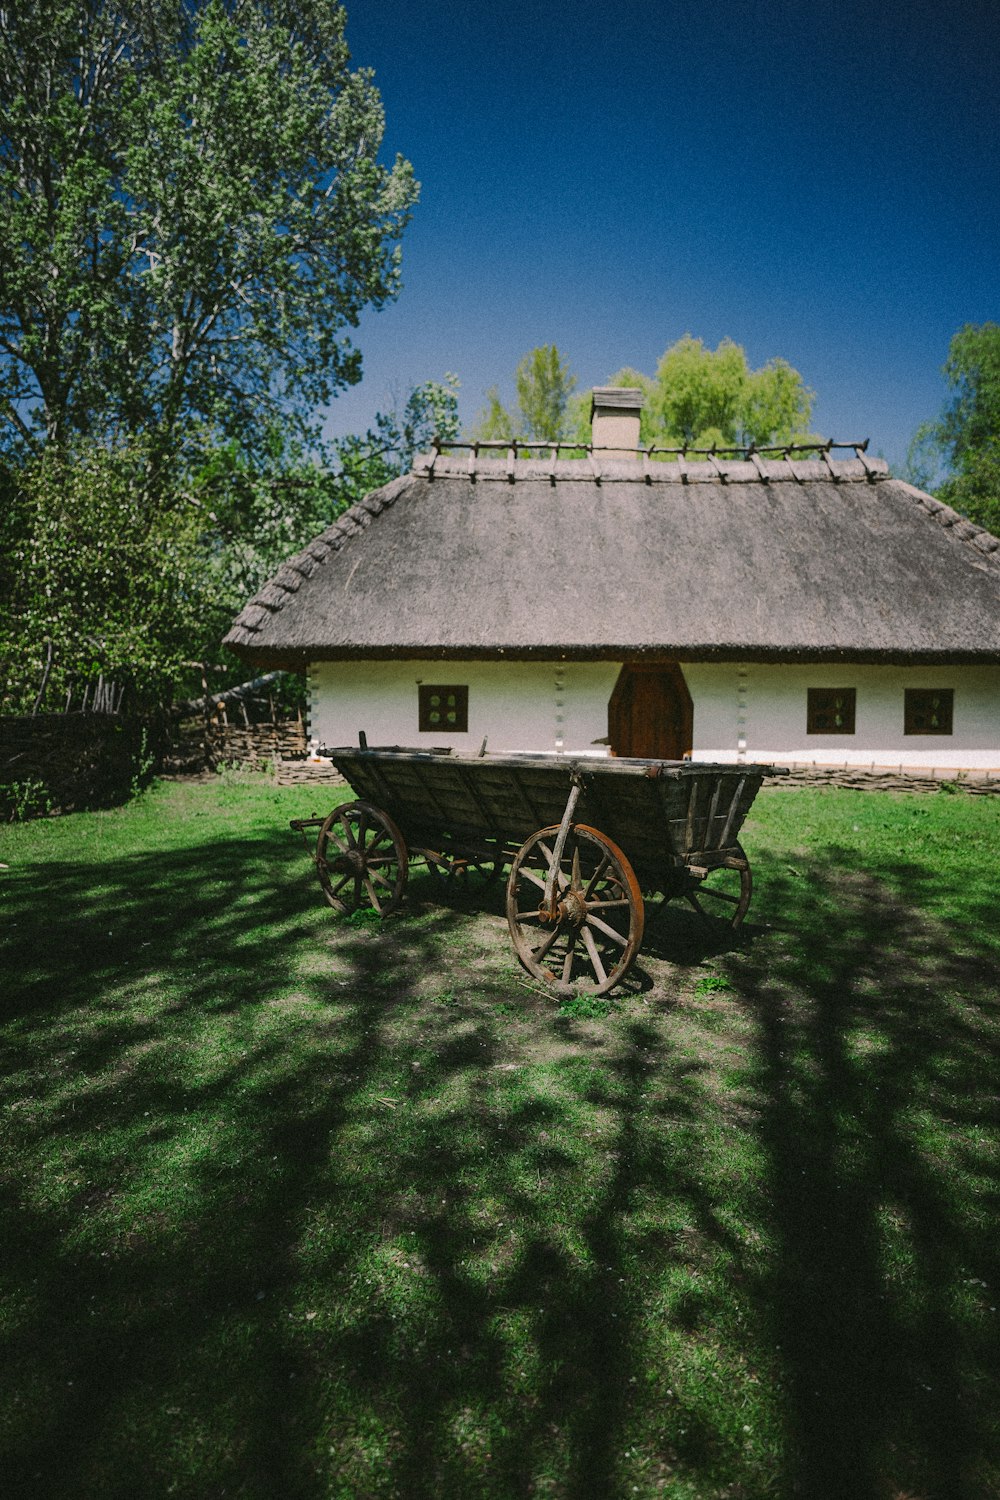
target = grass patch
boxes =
[2,777,999,1498]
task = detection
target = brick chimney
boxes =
[590,387,643,457]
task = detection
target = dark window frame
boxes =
[418,684,469,734]
[807,687,857,735]
[904,688,954,736]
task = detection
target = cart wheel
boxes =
[506,824,644,997]
[316,800,407,916]
[416,844,500,891]
[684,843,752,929]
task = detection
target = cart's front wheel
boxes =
[506,824,644,997]
[684,843,752,929]
[316,801,407,916]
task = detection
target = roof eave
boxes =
[227,641,1000,669]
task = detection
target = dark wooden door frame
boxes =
[608,661,693,760]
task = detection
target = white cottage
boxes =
[225,390,1000,772]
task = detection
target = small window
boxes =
[418,684,468,733]
[904,688,953,735]
[807,688,856,735]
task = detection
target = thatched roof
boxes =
[224,452,1000,667]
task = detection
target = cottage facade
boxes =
[225,391,1000,772]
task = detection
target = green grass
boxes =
[2,773,999,1499]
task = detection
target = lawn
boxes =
[2,773,999,1500]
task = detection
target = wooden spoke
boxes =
[584,853,611,899]
[682,843,752,930]
[586,912,629,946]
[531,925,563,963]
[506,824,644,998]
[315,801,408,916]
[581,925,608,986]
[697,886,741,905]
[518,865,547,893]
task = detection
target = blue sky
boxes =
[323,0,1000,470]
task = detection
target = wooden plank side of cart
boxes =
[321,747,779,874]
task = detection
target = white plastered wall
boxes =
[308,658,1000,770]
[685,662,1000,771]
[308,659,620,756]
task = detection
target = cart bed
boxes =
[321,746,782,886]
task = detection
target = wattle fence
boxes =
[0,709,310,819]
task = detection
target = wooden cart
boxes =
[291,744,787,996]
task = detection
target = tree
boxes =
[0,372,459,712]
[0,0,418,463]
[906,323,1000,534]
[641,337,814,450]
[479,339,815,453]
[471,345,576,443]
[190,372,460,625]
[0,441,210,712]
[0,0,426,710]
[514,345,577,441]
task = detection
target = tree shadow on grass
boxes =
[2,823,999,1498]
[738,850,1000,1500]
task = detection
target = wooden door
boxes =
[608,662,693,760]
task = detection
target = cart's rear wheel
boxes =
[506,824,644,997]
[684,843,752,929]
[316,800,407,916]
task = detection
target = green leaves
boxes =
[471,346,576,444]
[906,323,1000,533]
[472,338,816,452]
[646,337,815,450]
[0,1,428,708]
[0,0,418,461]
[0,441,210,710]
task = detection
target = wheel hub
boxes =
[557,889,589,925]
[330,848,365,875]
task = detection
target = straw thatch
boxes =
[224,454,1000,668]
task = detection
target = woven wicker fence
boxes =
[0,712,310,818]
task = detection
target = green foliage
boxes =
[907,323,1000,534]
[940,322,1000,466]
[0,0,437,709]
[471,345,576,443]
[635,336,815,450]
[0,371,459,710]
[650,336,748,446]
[514,345,577,441]
[557,991,613,1018]
[0,0,418,462]
[328,372,460,501]
[0,776,52,821]
[0,441,210,711]
[469,388,514,443]
[693,972,732,995]
[479,339,815,452]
